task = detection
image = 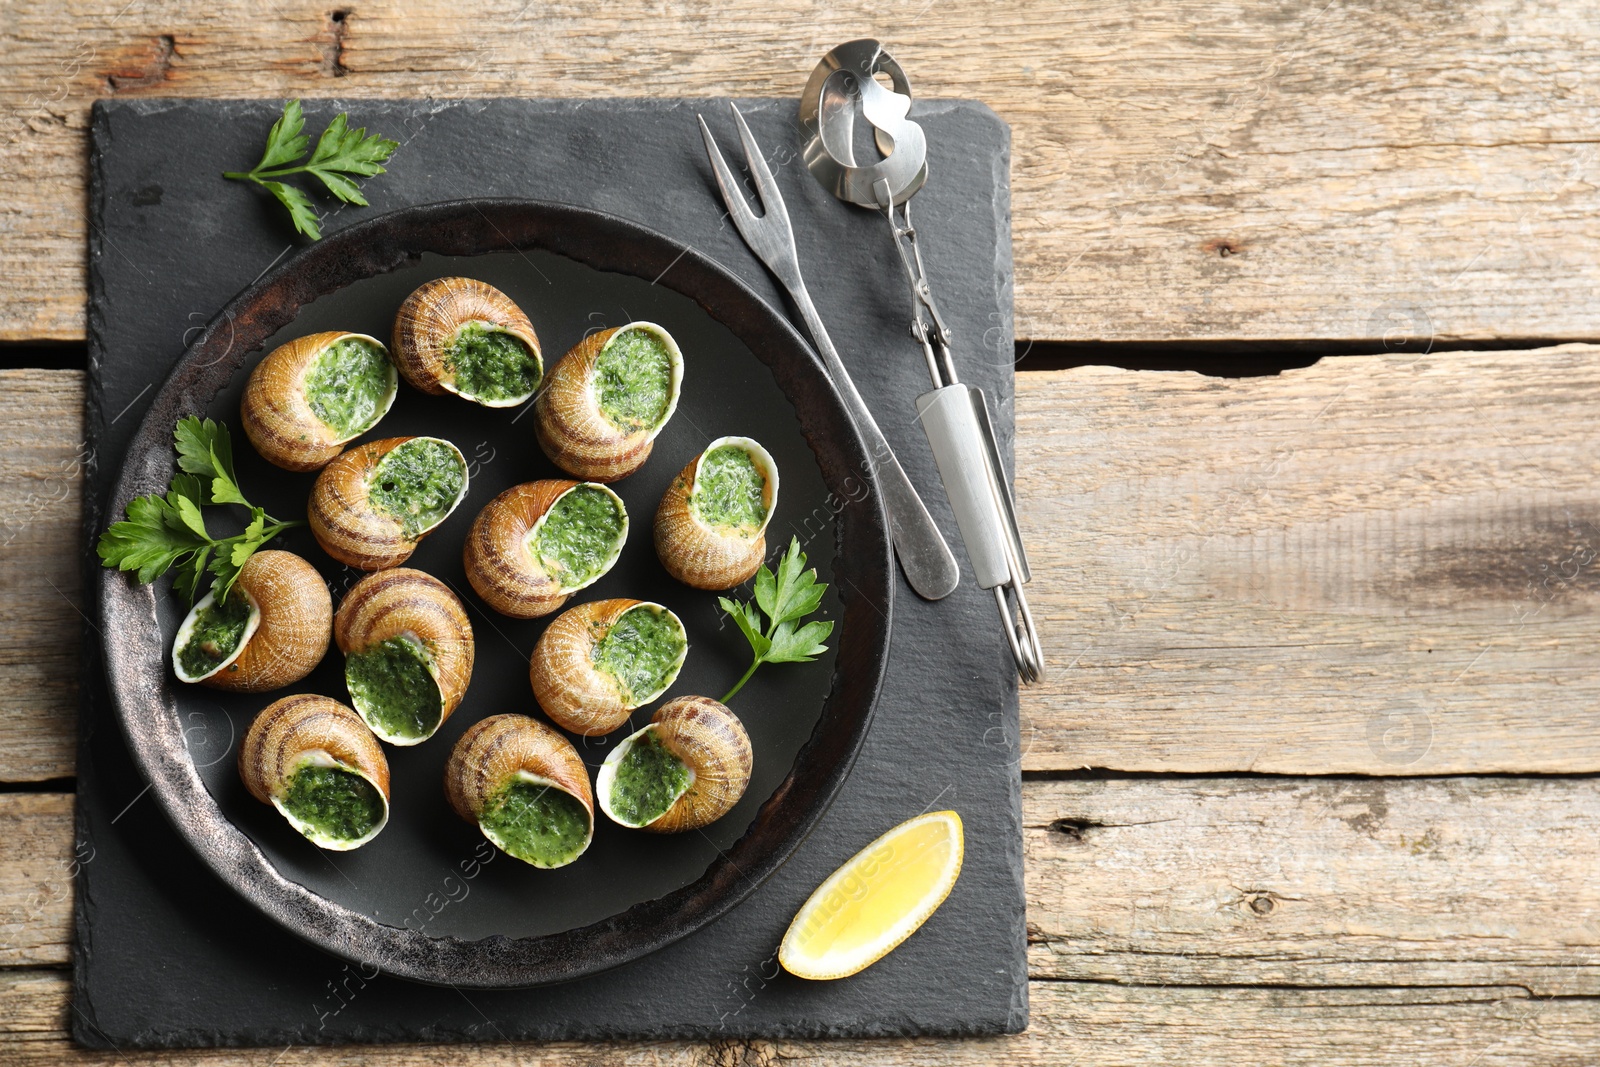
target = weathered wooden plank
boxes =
[12,347,1600,778]
[8,777,1599,994]
[0,794,75,968]
[0,370,84,782]
[1017,345,1600,773]
[1024,775,1600,994]
[5,968,1599,1065]
[4,0,1599,342]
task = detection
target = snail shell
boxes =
[171,550,332,691]
[596,696,752,833]
[240,331,399,472]
[654,437,779,590]
[462,480,628,619]
[391,277,543,408]
[334,568,474,746]
[238,694,391,850]
[309,436,470,570]
[533,322,684,482]
[530,599,688,736]
[444,714,595,868]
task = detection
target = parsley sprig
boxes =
[222,99,398,240]
[98,417,304,604]
[718,537,834,703]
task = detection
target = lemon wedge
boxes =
[779,810,963,980]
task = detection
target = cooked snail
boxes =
[444,714,594,869]
[392,277,543,407]
[241,331,399,472]
[171,550,332,691]
[334,568,474,746]
[655,436,779,590]
[533,322,684,481]
[596,696,752,833]
[309,436,469,570]
[239,694,390,850]
[462,480,628,619]
[530,599,688,736]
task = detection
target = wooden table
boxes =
[5,3,1600,1062]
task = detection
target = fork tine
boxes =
[726,102,793,238]
[698,113,761,239]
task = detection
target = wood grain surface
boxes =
[7,775,1600,1062]
[1017,344,1600,774]
[13,347,1600,779]
[6,2,1598,1057]
[4,967,1594,1065]
[9,777,1600,989]
[4,0,1599,343]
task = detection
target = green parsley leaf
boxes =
[251,98,310,172]
[174,545,212,605]
[718,537,833,703]
[223,100,396,240]
[718,596,771,660]
[97,494,208,584]
[99,418,303,605]
[262,180,322,239]
[764,618,834,664]
[174,417,223,479]
[169,492,210,540]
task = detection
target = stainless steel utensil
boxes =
[799,38,1045,683]
[697,103,962,602]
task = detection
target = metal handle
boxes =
[788,285,961,601]
[917,384,1045,684]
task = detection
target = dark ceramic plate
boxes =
[98,199,893,988]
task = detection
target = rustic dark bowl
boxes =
[97,199,893,987]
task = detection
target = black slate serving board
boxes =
[77,97,1024,1046]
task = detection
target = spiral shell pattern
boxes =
[533,322,684,482]
[654,437,779,590]
[240,331,397,472]
[238,694,391,849]
[462,480,627,619]
[598,696,753,833]
[392,277,542,406]
[334,568,474,744]
[444,714,594,867]
[309,436,469,570]
[530,599,687,736]
[173,550,332,691]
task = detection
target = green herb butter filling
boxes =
[279,763,386,844]
[592,606,686,706]
[478,778,591,867]
[303,336,395,438]
[176,591,254,679]
[528,485,626,590]
[367,438,467,538]
[593,326,677,433]
[446,321,541,402]
[345,635,443,741]
[693,445,769,532]
[608,731,691,826]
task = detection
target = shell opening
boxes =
[591,602,688,709]
[172,587,263,683]
[523,482,629,594]
[441,320,543,408]
[690,436,780,537]
[477,770,594,869]
[366,437,471,540]
[271,755,390,851]
[591,322,684,437]
[345,632,446,745]
[596,724,695,829]
[302,333,399,443]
